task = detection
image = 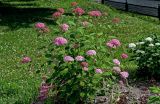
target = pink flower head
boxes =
[60,24,69,32]
[113,67,121,74]
[54,37,68,46]
[35,22,45,29]
[75,56,85,61]
[57,8,64,14]
[106,39,121,48]
[80,62,88,67]
[82,21,89,27]
[38,82,51,101]
[121,53,128,59]
[82,67,88,71]
[21,56,31,63]
[52,12,62,19]
[88,11,102,17]
[120,71,129,79]
[95,69,103,74]
[113,59,120,66]
[86,50,96,56]
[106,42,114,48]
[112,17,121,23]
[71,2,78,6]
[73,7,85,16]
[64,56,74,62]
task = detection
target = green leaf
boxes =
[68,21,76,26]
[80,93,85,97]
[80,81,85,87]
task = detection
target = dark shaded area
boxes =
[1,0,35,2]
[0,1,57,30]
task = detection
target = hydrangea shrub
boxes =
[34,2,129,103]
[129,35,160,78]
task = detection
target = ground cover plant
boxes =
[0,0,160,103]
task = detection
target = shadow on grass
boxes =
[0,1,57,30]
[1,0,36,2]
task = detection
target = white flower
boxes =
[139,42,145,45]
[155,43,160,46]
[149,58,152,60]
[129,43,136,48]
[141,51,145,54]
[136,50,145,54]
[136,57,140,60]
[149,44,154,47]
[145,37,153,42]
[136,50,141,53]
[136,42,145,45]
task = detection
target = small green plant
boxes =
[129,35,160,79]
[148,86,160,104]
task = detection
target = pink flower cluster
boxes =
[106,39,121,48]
[86,50,96,56]
[112,17,121,23]
[95,69,103,74]
[60,24,69,32]
[64,56,74,62]
[73,7,85,16]
[57,8,65,14]
[52,12,62,19]
[121,53,128,59]
[64,55,85,62]
[52,8,65,19]
[112,67,129,79]
[113,67,121,74]
[112,58,129,80]
[35,22,46,29]
[88,11,102,17]
[81,62,88,67]
[21,56,31,63]
[38,82,51,101]
[75,56,85,61]
[82,21,89,27]
[35,22,50,33]
[120,71,129,79]
[54,37,68,46]
[71,2,78,6]
[81,62,89,71]
[113,59,120,66]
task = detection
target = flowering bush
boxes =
[45,39,104,103]
[34,6,129,104]
[129,35,160,78]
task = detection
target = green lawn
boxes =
[0,0,160,103]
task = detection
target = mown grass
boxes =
[0,0,160,103]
